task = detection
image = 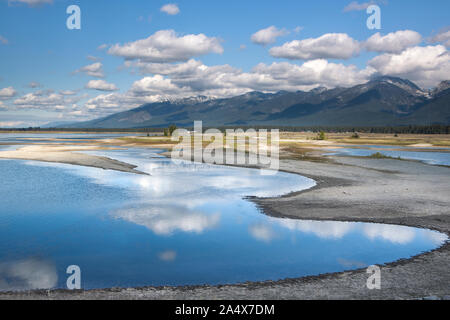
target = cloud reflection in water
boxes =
[248,223,276,242]
[0,258,57,291]
[113,205,220,235]
[274,219,447,245]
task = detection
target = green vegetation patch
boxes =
[368,152,401,160]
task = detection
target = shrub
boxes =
[317,131,326,140]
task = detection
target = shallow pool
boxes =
[0,144,447,291]
[328,145,450,166]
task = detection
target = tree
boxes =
[164,125,177,137]
[317,131,326,140]
[168,124,177,136]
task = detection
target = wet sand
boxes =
[0,150,449,300]
[0,145,148,175]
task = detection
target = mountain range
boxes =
[62,77,450,128]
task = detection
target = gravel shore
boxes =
[0,155,449,300]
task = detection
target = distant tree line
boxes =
[212,125,450,134]
[1,125,449,134]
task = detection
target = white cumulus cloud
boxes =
[270,33,360,60]
[85,80,119,92]
[365,30,422,53]
[119,58,372,103]
[108,30,223,63]
[368,45,450,88]
[343,1,376,12]
[0,86,17,99]
[251,26,289,46]
[84,93,124,113]
[76,29,450,117]
[86,57,375,116]
[13,89,82,110]
[429,27,450,48]
[160,3,180,15]
[74,62,105,78]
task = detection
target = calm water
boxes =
[0,133,146,144]
[328,145,450,166]
[0,138,447,291]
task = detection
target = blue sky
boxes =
[0,0,449,127]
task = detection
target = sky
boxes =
[0,0,449,127]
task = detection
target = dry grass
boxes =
[117,136,176,145]
[279,132,450,147]
[280,144,331,162]
[114,132,450,162]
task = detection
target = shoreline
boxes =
[0,146,449,299]
[0,145,149,175]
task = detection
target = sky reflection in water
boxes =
[0,144,447,290]
[328,145,450,166]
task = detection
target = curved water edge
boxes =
[0,144,448,291]
[326,145,450,166]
